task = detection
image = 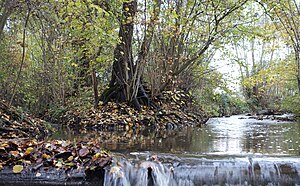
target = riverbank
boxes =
[0,138,112,185]
[0,100,48,139]
[59,90,209,130]
[0,100,113,184]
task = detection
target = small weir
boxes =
[104,155,300,186]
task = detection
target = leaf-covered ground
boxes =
[0,100,48,139]
[0,138,112,183]
[0,100,112,184]
[61,90,208,130]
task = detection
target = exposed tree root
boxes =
[100,84,158,111]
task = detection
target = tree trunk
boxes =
[107,1,136,102]
[92,68,98,108]
[101,0,160,110]
[0,0,14,40]
[295,47,300,94]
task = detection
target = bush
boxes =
[281,94,300,116]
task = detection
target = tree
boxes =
[144,0,249,96]
[101,0,161,110]
[260,0,300,93]
[0,0,16,40]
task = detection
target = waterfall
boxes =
[104,158,176,186]
[104,156,300,186]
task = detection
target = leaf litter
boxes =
[0,139,112,174]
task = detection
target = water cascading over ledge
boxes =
[104,156,300,186]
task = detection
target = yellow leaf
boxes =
[42,153,51,159]
[25,147,34,155]
[71,63,78,67]
[1,143,9,148]
[92,152,103,161]
[125,7,129,11]
[13,165,23,173]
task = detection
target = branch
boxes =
[9,1,31,106]
[174,0,248,76]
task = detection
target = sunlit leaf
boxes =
[25,147,34,155]
[13,165,23,174]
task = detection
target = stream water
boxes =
[55,115,300,185]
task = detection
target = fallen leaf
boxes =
[42,153,51,159]
[9,151,19,157]
[1,143,9,148]
[79,147,89,157]
[92,152,102,161]
[67,155,74,162]
[65,162,75,167]
[25,147,34,155]
[13,165,23,173]
[23,160,31,165]
[55,161,63,168]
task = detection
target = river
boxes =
[54,115,300,185]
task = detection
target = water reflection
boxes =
[206,116,300,155]
[51,115,300,156]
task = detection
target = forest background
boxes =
[0,0,299,122]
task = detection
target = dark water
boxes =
[52,115,300,185]
[54,115,300,156]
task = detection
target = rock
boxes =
[257,109,274,116]
[257,116,263,120]
[274,114,296,122]
[249,116,257,119]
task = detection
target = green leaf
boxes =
[65,163,75,167]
